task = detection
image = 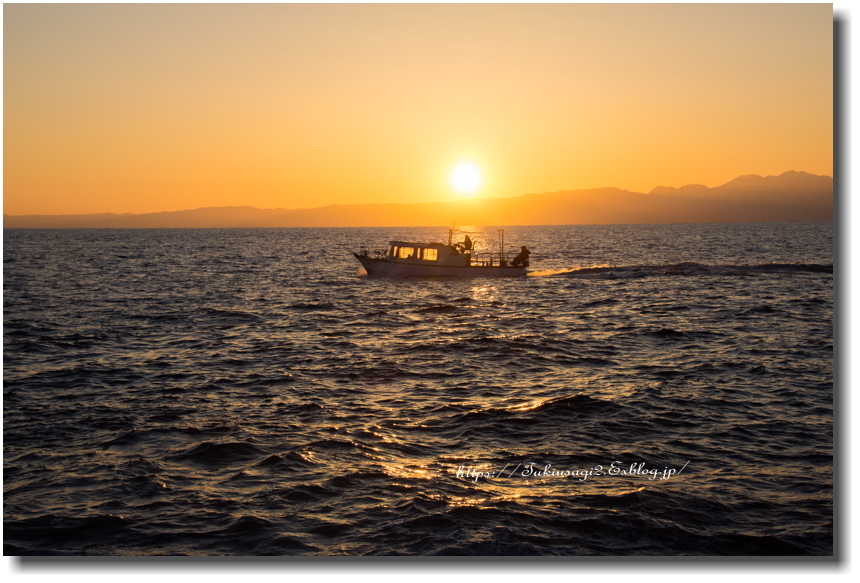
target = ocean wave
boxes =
[171,441,271,468]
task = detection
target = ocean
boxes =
[3,222,833,556]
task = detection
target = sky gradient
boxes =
[3,3,833,216]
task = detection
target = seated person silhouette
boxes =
[511,246,530,267]
[463,235,473,252]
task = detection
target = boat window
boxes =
[397,246,415,259]
[422,248,438,261]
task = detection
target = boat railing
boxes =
[471,251,513,267]
[357,246,388,259]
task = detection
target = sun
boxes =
[450,163,482,195]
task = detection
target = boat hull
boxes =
[354,253,526,277]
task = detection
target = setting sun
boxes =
[451,163,482,195]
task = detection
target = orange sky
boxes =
[3,3,833,216]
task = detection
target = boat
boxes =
[354,228,530,277]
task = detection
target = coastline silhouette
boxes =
[3,171,833,228]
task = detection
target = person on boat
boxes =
[463,235,473,252]
[511,246,530,267]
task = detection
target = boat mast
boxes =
[498,229,505,261]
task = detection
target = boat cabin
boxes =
[387,241,470,267]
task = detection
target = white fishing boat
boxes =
[354,229,530,277]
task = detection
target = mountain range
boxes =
[3,171,832,228]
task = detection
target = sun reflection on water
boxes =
[380,462,432,480]
[470,284,497,303]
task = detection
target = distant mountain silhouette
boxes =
[4,171,832,228]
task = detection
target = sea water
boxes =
[3,222,833,555]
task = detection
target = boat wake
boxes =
[540,262,832,279]
[528,264,613,277]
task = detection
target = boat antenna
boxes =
[498,228,505,260]
[448,221,456,246]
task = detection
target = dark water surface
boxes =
[3,223,833,555]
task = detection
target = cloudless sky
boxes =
[3,3,832,215]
